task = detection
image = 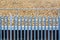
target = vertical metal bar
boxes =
[34,17,36,40]
[5,16,8,40]
[41,17,43,40]
[10,16,12,40]
[44,17,46,40]
[7,17,8,40]
[16,9,19,40]
[30,16,32,40]
[20,16,22,40]
[58,16,60,40]
[52,17,53,40]
[16,16,18,40]
[0,16,2,40]
[48,16,50,40]
[24,16,26,40]
[5,16,6,40]
[14,16,18,40]
[4,16,5,40]
[38,17,39,40]
[27,17,29,40]
[14,16,15,40]
[15,16,19,40]
[52,17,56,40]
[55,17,56,40]
[39,17,41,40]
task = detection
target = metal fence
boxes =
[0,16,60,40]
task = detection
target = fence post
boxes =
[0,16,2,40]
[48,16,50,40]
[55,17,57,40]
[30,16,32,40]
[24,16,26,40]
[39,17,41,40]
[51,17,53,40]
[14,16,18,40]
[38,17,39,40]
[14,16,15,40]
[27,17,29,40]
[5,16,8,40]
[44,17,46,40]
[17,16,18,40]
[34,17,36,40]
[4,16,5,40]
[10,16,12,40]
[37,16,42,40]
[41,17,43,40]
[20,16,22,40]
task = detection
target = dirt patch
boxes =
[0,0,59,17]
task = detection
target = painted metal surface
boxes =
[0,16,60,40]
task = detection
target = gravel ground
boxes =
[0,0,59,17]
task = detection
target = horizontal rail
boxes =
[0,8,59,10]
[0,16,58,22]
[1,26,58,30]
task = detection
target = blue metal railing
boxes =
[0,16,60,40]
